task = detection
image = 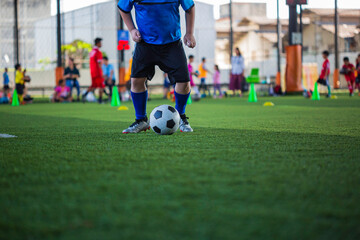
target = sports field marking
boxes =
[0,134,17,138]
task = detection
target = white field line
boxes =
[0,134,17,138]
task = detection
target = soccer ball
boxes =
[149,105,180,135]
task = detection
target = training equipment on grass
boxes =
[149,105,180,135]
[111,86,121,107]
[331,95,338,99]
[248,83,258,103]
[312,82,320,101]
[247,68,260,103]
[263,102,275,107]
[11,90,20,106]
[118,106,129,111]
[187,95,192,105]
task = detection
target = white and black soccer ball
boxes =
[149,105,180,135]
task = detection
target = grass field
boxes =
[1,95,360,240]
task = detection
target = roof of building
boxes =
[303,8,360,17]
[321,24,360,38]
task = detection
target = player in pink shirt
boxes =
[317,50,331,97]
[52,79,72,102]
[213,64,222,98]
[82,38,105,103]
[188,55,200,97]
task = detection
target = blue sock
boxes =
[174,91,190,115]
[131,91,148,120]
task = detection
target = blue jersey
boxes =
[3,72,9,85]
[118,0,195,45]
[102,64,116,81]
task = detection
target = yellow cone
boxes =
[263,102,275,107]
[118,106,129,111]
[331,95,338,99]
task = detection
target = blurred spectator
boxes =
[52,79,72,102]
[3,68,10,96]
[230,47,245,97]
[63,58,80,101]
[213,65,222,98]
[102,56,116,98]
[198,57,210,97]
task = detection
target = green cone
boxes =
[111,86,121,107]
[12,89,20,106]
[312,82,320,101]
[187,94,192,105]
[248,83,258,103]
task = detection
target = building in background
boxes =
[216,2,360,79]
[219,2,266,21]
[0,0,51,69]
[302,9,360,54]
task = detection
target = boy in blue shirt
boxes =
[102,56,116,98]
[118,0,196,133]
[3,68,10,95]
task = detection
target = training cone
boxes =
[111,86,121,107]
[248,83,258,103]
[187,94,192,105]
[12,90,20,106]
[118,106,129,111]
[263,102,275,107]
[331,95,338,99]
[312,82,320,101]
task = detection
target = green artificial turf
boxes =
[0,95,360,240]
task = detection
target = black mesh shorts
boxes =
[131,39,190,84]
[317,78,328,86]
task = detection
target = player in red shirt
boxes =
[317,50,331,97]
[341,57,356,96]
[82,38,105,103]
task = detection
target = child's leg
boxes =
[174,82,191,115]
[131,78,148,120]
[217,84,222,96]
[326,78,331,96]
[347,81,353,94]
[75,80,80,99]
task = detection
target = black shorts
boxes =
[131,39,190,84]
[3,84,9,90]
[16,84,24,95]
[356,76,360,84]
[317,78,328,86]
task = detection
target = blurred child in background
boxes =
[317,50,331,98]
[3,68,10,96]
[198,57,210,97]
[213,64,222,98]
[188,55,200,97]
[14,64,30,104]
[52,79,72,103]
[341,57,356,96]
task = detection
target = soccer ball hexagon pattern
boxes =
[149,105,180,135]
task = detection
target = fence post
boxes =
[55,0,63,86]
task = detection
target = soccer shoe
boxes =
[122,117,150,134]
[179,114,193,132]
